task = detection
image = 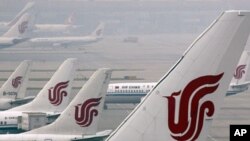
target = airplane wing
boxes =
[10,96,35,105]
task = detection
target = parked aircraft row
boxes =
[0,66,113,140]
[0,10,250,141]
[0,2,79,33]
[107,51,250,104]
[0,2,105,48]
[4,50,249,111]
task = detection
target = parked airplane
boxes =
[0,13,33,48]
[0,2,34,30]
[0,58,77,130]
[106,82,156,104]
[227,51,250,95]
[33,13,79,33]
[0,60,32,110]
[105,10,250,141]
[106,51,250,104]
[0,68,112,141]
[29,22,105,47]
[0,2,78,34]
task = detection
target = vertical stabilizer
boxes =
[91,22,105,38]
[3,13,33,38]
[9,58,77,113]
[7,2,35,27]
[26,68,112,135]
[231,51,250,84]
[0,60,31,99]
[106,11,250,141]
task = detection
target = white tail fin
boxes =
[0,60,31,99]
[7,2,35,27]
[3,13,33,38]
[91,22,105,38]
[65,13,75,25]
[9,58,77,113]
[231,51,250,84]
[106,11,250,141]
[26,68,112,135]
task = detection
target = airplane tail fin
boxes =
[90,22,105,38]
[65,12,75,25]
[7,2,35,27]
[106,11,250,141]
[0,60,31,99]
[3,13,34,38]
[231,51,250,84]
[10,58,77,113]
[26,68,112,135]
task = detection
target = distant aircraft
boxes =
[33,13,79,33]
[0,68,112,141]
[0,2,79,33]
[106,51,250,104]
[227,51,250,95]
[0,60,32,110]
[105,10,250,141]
[0,13,33,48]
[0,58,77,131]
[106,82,155,104]
[29,22,105,47]
[0,2,34,29]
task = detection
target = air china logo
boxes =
[74,97,102,127]
[48,81,69,106]
[12,76,22,88]
[165,73,224,141]
[18,21,28,34]
[234,65,246,80]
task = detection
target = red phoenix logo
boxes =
[165,73,224,141]
[48,81,69,106]
[234,65,246,80]
[74,97,102,127]
[12,76,22,88]
[18,21,28,34]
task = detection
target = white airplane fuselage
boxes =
[106,82,249,104]
[0,37,27,47]
[0,110,57,130]
[0,111,20,127]
[30,36,101,47]
[106,83,156,104]
[34,24,78,32]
